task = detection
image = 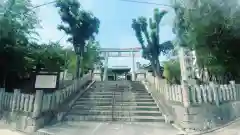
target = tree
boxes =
[55,0,100,78]
[163,59,181,84]
[81,40,102,74]
[0,0,40,88]
[173,0,240,83]
[63,41,103,78]
[131,8,173,78]
[29,42,66,72]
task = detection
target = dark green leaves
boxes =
[173,0,240,82]
[131,8,173,77]
[55,0,100,52]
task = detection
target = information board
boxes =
[34,75,57,89]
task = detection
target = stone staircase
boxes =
[63,81,164,122]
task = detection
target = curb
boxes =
[187,117,240,135]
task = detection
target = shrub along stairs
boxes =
[63,81,164,123]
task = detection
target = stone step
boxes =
[79,96,153,99]
[81,93,151,97]
[75,100,156,105]
[64,115,165,122]
[89,90,148,93]
[68,110,162,116]
[72,105,160,111]
[77,98,155,102]
[74,102,157,106]
[83,92,150,95]
[81,95,152,98]
[131,116,165,122]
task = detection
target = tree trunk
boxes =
[76,55,80,78]
[155,58,162,77]
[80,56,84,77]
[150,54,162,80]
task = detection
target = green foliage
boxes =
[0,0,39,74]
[55,0,100,51]
[82,40,102,69]
[173,0,240,82]
[132,8,173,77]
[0,0,74,89]
[163,59,181,84]
[55,0,100,77]
[66,40,103,77]
[28,42,66,71]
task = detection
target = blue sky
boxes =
[32,0,176,70]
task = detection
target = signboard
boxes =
[35,75,57,89]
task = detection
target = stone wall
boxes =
[144,73,240,132]
[0,73,92,133]
[0,111,54,133]
[169,101,240,131]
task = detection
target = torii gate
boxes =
[100,47,141,81]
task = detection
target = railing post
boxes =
[12,89,20,111]
[0,88,4,110]
[33,90,43,118]
[182,80,190,107]
[210,82,219,106]
[230,81,237,100]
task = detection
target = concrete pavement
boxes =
[0,122,24,135]
[202,119,240,135]
[37,121,182,135]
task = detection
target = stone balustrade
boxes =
[146,75,239,106]
[0,73,91,116]
[144,74,240,131]
[0,73,92,133]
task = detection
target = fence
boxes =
[0,73,92,117]
[59,80,73,89]
[146,75,240,106]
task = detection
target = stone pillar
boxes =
[33,90,44,118]
[230,81,237,100]
[131,51,136,81]
[103,52,109,81]
[182,81,190,107]
[0,88,4,110]
[179,48,192,107]
[12,89,20,111]
[210,82,219,106]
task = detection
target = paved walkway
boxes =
[203,119,240,135]
[0,123,24,135]
[37,121,181,135]
[0,129,24,135]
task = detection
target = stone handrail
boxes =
[0,73,92,117]
[146,75,239,106]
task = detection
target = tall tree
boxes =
[132,9,173,78]
[0,0,39,88]
[55,0,100,78]
[173,0,240,83]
